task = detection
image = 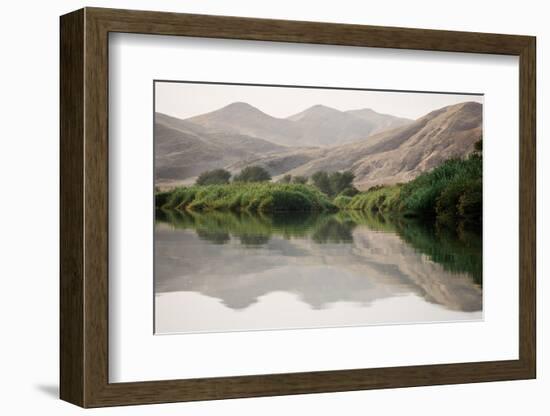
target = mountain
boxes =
[229,102,482,189]
[292,101,482,188]
[185,102,412,147]
[154,112,287,185]
[185,102,301,147]
[156,101,481,190]
[346,108,412,134]
[286,104,400,146]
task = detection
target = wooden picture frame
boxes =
[60,7,536,408]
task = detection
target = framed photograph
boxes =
[60,7,536,407]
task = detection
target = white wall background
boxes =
[0,0,545,414]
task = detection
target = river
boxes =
[154,210,482,334]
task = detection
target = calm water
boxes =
[154,210,482,334]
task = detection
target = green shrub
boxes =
[435,180,467,223]
[341,154,482,227]
[338,186,359,197]
[329,171,355,196]
[160,183,335,213]
[401,184,444,218]
[347,185,401,213]
[333,195,352,209]
[196,169,231,185]
[399,156,482,220]
[458,179,482,225]
[163,187,198,209]
[258,190,313,212]
[233,166,271,182]
[311,171,332,196]
[311,170,355,197]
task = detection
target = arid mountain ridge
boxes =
[155,101,482,190]
[186,102,412,147]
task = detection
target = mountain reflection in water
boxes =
[154,209,482,334]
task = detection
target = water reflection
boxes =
[155,209,482,334]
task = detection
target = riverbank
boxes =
[335,155,482,227]
[156,182,337,213]
[156,154,482,227]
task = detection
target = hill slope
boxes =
[287,102,482,188]
[186,102,412,147]
[185,102,301,146]
[156,102,481,190]
[155,112,287,184]
[346,108,412,134]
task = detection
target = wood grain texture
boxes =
[88,7,532,54]
[59,7,537,408]
[83,10,110,406]
[518,38,536,376]
[59,8,84,407]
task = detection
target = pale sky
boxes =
[155,81,483,121]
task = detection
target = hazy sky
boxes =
[155,81,483,120]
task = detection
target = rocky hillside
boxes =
[186,102,411,147]
[155,101,482,190]
[155,112,288,184]
[346,107,412,135]
[285,101,483,189]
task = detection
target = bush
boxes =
[159,183,336,213]
[338,186,359,197]
[347,185,401,213]
[399,156,482,220]
[259,190,313,212]
[233,166,271,183]
[401,184,444,218]
[458,179,482,225]
[196,169,231,185]
[329,171,355,196]
[162,187,198,209]
[311,170,355,197]
[435,180,467,223]
[311,171,332,196]
[333,195,353,209]
[342,155,482,227]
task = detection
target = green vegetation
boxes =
[157,182,336,213]
[159,150,481,230]
[336,153,482,229]
[311,170,357,198]
[345,185,402,213]
[196,168,231,185]
[399,155,482,222]
[310,171,331,195]
[277,174,310,185]
[233,165,272,183]
[333,194,353,209]
[337,186,359,197]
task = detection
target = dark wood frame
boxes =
[60,7,536,408]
